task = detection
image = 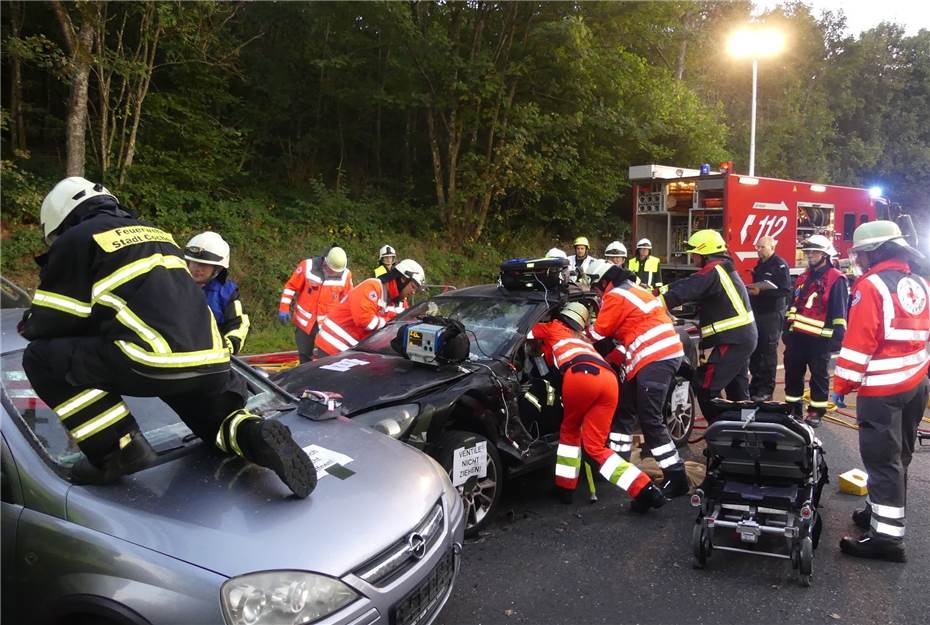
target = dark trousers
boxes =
[612,357,683,472]
[695,342,754,423]
[783,333,831,416]
[857,379,928,542]
[23,337,247,464]
[749,310,784,399]
[296,325,319,363]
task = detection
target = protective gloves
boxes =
[278,312,291,324]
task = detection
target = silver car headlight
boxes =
[353,403,419,438]
[221,571,358,625]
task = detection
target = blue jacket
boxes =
[202,276,250,354]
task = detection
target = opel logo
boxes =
[407,532,427,560]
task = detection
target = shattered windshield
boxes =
[359,296,538,360]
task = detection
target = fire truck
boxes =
[628,164,909,284]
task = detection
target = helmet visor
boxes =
[184,246,225,264]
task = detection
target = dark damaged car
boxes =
[273,281,699,535]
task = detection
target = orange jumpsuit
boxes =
[529,320,651,497]
[315,278,399,356]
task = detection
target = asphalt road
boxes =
[437,374,930,625]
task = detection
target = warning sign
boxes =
[451,441,487,487]
[93,226,177,252]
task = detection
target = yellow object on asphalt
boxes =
[838,469,869,496]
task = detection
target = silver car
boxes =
[0,304,464,625]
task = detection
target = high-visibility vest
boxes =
[834,259,930,397]
[314,278,398,355]
[593,281,684,379]
[628,255,661,287]
[279,258,352,334]
[787,267,845,338]
[529,320,607,372]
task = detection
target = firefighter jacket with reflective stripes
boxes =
[315,278,399,355]
[279,257,353,334]
[786,264,847,340]
[202,276,250,354]
[660,256,755,347]
[22,204,230,377]
[628,255,661,287]
[592,281,684,380]
[834,259,930,397]
[749,253,791,315]
[529,320,607,373]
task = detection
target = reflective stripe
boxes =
[784,394,803,402]
[839,347,870,365]
[227,411,258,457]
[863,362,929,387]
[834,366,864,383]
[555,347,598,367]
[317,328,351,353]
[794,313,825,328]
[866,350,929,372]
[607,286,661,313]
[71,402,129,442]
[617,464,643,490]
[282,288,296,296]
[115,340,230,368]
[92,254,188,300]
[557,443,580,458]
[280,296,293,305]
[609,442,632,453]
[524,392,541,411]
[365,315,386,331]
[598,454,622,482]
[651,442,676,457]
[609,432,633,442]
[54,388,107,418]
[869,501,905,519]
[555,463,579,479]
[809,400,829,408]
[868,274,930,341]
[32,290,93,317]
[871,519,905,538]
[322,318,359,347]
[225,300,250,352]
[834,318,847,327]
[97,293,170,353]
[625,335,684,374]
[658,453,682,469]
[792,320,832,336]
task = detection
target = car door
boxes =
[1,435,24,623]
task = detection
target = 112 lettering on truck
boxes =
[628,164,914,285]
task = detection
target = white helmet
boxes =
[325,246,348,272]
[604,241,627,257]
[40,177,116,242]
[800,234,837,257]
[636,238,652,249]
[184,231,230,269]
[395,258,426,287]
[585,258,615,285]
[379,244,396,260]
[546,248,567,259]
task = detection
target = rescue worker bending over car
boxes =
[660,230,757,423]
[834,221,929,563]
[184,231,250,355]
[528,303,667,512]
[783,235,848,427]
[315,259,426,357]
[279,247,353,362]
[20,177,316,498]
[585,259,689,499]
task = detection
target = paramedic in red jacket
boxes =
[529,303,666,512]
[834,221,929,563]
[585,259,689,500]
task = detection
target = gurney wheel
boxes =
[797,536,813,587]
[692,522,708,569]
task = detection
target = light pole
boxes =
[727,28,785,177]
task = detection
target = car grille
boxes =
[355,502,444,587]
[391,549,456,625]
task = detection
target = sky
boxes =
[753,0,930,36]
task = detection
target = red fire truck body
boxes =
[629,164,893,283]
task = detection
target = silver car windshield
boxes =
[1,351,292,467]
[359,296,537,360]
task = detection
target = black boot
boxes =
[630,482,667,514]
[553,485,574,505]
[805,409,823,428]
[71,431,157,485]
[660,467,690,499]
[239,417,317,498]
[852,506,871,531]
[839,534,906,562]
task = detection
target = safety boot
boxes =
[629,482,667,514]
[660,467,690,499]
[852,506,871,531]
[240,417,318,498]
[839,534,906,563]
[70,431,157,485]
[552,485,575,505]
[805,409,823,428]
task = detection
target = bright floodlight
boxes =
[727,28,785,59]
[869,186,883,199]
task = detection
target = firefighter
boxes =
[747,235,792,401]
[374,244,396,277]
[279,247,353,362]
[585,259,689,499]
[629,238,661,287]
[568,236,596,277]
[315,259,425,357]
[835,221,929,562]
[20,177,316,497]
[184,231,250,355]
[783,235,848,427]
[604,241,628,267]
[659,230,757,423]
[528,302,667,511]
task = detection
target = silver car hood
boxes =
[65,411,445,579]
